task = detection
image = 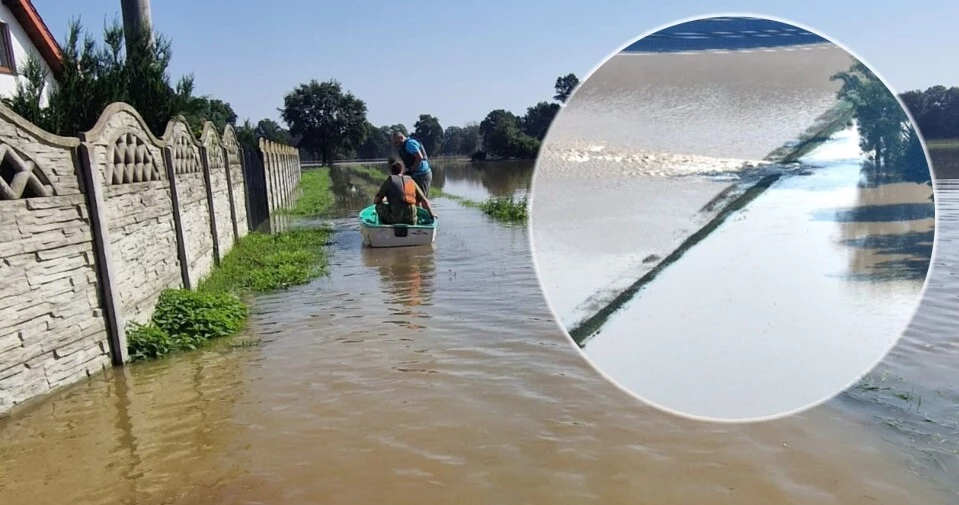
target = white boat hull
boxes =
[360,223,436,248]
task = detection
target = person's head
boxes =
[390,161,404,175]
[391,130,406,147]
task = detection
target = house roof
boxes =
[2,0,62,75]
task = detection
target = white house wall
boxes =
[0,4,57,107]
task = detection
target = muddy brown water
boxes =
[0,160,956,504]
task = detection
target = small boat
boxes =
[359,205,437,248]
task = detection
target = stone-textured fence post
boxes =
[160,117,214,290]
[77,102,185,358]
[199,123,235,262]
[222,125,248,239]
[256,140,303,216]
[259,138,274,215]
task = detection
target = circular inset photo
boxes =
[529,15,936,422]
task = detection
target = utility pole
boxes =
[120,0,153,51]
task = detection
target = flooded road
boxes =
[0,163,955,505]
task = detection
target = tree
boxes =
[554,73,579,103]
[190,98,236,132]
[413,114,444,155]
[441,125,463,155]
[480,109,539,158]
[355,122,394,159]
[479,109,518,141]
[2,17,202,137]
[280,79,368,166]
[831,61,928,183]
[522,101,560,140]
[460,123,482,155]
[254,118,291,144]
[235,119,257,150]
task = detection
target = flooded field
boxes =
[580,126,934,421]
[0,161,955,504]
[534,44,856,328]
[833,146,959,490]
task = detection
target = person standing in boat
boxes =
[392,131,433,197]
[373,161,437,225]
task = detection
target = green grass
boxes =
[280,167,333,216]
[196,228,333,295]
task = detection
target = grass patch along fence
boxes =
[125,227,333,361]
[279,167,334,216]
[125,161,336,362]
[196,228,333,295]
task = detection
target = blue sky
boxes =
[33,0,959,129]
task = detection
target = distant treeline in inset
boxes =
[900,86,959,142]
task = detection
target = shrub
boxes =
[127,322,175,361]
[126,289,248,361]
[479,196,528,223]
[152,289,247,343]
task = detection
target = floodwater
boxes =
[432,159,534,201]
[834,146,959,489]
[533,45,856,327]
[550,46,853,161]
[581,126,934,421]
[0,164,955,504]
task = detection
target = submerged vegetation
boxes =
[432,188,528,224]
[478,197,528,223]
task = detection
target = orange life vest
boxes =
[400,176,417,205]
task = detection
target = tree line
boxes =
[276,73,580,165]
[899,85,959,142]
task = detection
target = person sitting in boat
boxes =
[373,162,436,225]
[391,131,432,197]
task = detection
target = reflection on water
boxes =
[578,127,933,421]
[832,149,959,489]
[432,159,534,200]
[0,190,953,504]
[362,246,437,319]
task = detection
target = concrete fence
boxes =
[0,102,301,415]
